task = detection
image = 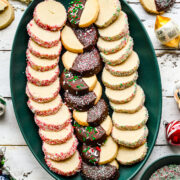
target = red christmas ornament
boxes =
[166,120,180,146]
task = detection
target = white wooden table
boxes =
[1,0,180,179]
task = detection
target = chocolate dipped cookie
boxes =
[140,0,175,14]
[73,99,108,127]
[62,48,102,77]
[61,24,98,53]
[67,0,99,28]
[81,161,119,180]
[74,116,112,146]
[64,81,102,111]
[61,70,97,96]
[80,136,118,165]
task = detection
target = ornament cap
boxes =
[155,15,170,30]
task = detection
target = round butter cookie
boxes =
[116,143,148,165]
[100,37,133,66]
[0,1,14,30]
[95,0,121,28]
[98,11,129,41]
[102,68,138,90]
[110,85,145,113]
[35,104,71,131]
[28,39,62,59]
[97,35,129,55]
[105,83,137,104]
[26,78,60,103]
[73,99,108,127]
[81,161,119,180]
[68,0,99,28]
[27,94,62,116]
[43,135,78,161]
[64,81,102,112]
[81,136,118,165]
[27,19,61,48]
[140,0,175,14]
[74,116,112,146]
[26,64,59,86]
[61,70,97,96]
[26,50,59,72]
[105,51,140,76]
[61,24,97,53]
[62,48,102,77]
[45,151,81,176]
[39,123,73,145]
[33,0,67,31]
[112,125,148,148]
[112,106,149,130]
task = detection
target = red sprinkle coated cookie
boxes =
[27,95,62,116]
[45,151,82,176]
[26,50,59,72]
[39,124,74,145]
[28,39,62,59]
[26,65,59,86]
[43,135,78,161]
[33,0,67,31]
[27,19,61,48]
[26,78,60,103]
[34,104,72,131]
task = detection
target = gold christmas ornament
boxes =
[155,15,180,48]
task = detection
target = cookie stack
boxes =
[97,0,149,165]
[26,0,81,176]
[60,0,119,179]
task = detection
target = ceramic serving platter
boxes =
[10,0,162,179]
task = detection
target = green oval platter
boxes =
[10,0,162,179]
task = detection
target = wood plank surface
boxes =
[0,0,180,179]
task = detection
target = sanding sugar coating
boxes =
[67,0,99,28]
[62,48,102,77]
[26,78,60,103]
[64,81,102,111]
[33,0,67,31]
[27,19,61,48]
[155,0,175,12]
[61,70,89,95]
[26,50,59,72]
[74,121,107,146]
[81,161,119,180]
[73,99,109,127]
[64,90,96,111]
[61,24,98,53]
[45,151,82,176]
[150,164,180,180]
[68,0,86,27]
[73,25,98,50]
